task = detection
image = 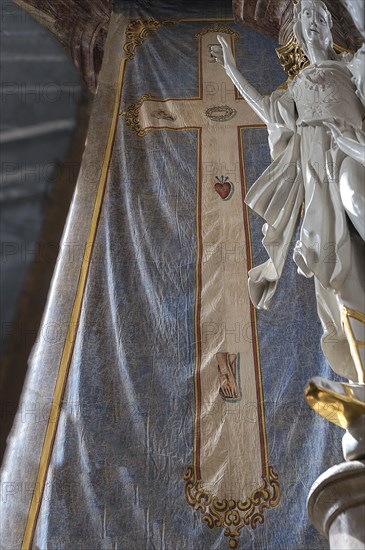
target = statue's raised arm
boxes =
[213,0,365,429]
[210,35,269,125]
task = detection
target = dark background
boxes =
[0,2,90,461]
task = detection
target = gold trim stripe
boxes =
[21,58,126,550]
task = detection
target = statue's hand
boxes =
[323,121,343,142]
[324,121,365,166]
[210,34,236,71]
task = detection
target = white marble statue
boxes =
[211,0,365,387]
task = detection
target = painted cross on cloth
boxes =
[123,23,280,548]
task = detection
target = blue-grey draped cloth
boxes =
[1,2,344,549]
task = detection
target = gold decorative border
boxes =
[184,466,280,548]
[195,23,239,39]
[124,19,176,60]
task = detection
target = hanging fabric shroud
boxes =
[1,1,343,548]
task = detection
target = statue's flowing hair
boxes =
[293,0,338,60]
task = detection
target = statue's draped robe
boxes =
[246,62,365,382]
[1,1,344,548]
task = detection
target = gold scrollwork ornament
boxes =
[124,19,176,60]
[184,466,280,548]
[195,24,239,40]
[121,94,156,137]
[275,35,309,80]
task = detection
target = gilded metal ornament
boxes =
[275,35,309,80]
[305,378,365,429]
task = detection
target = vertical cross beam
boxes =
[124,26,269,503]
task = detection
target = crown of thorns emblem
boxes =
[205,105,237,122]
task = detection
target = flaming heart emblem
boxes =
[214,175,234,201]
